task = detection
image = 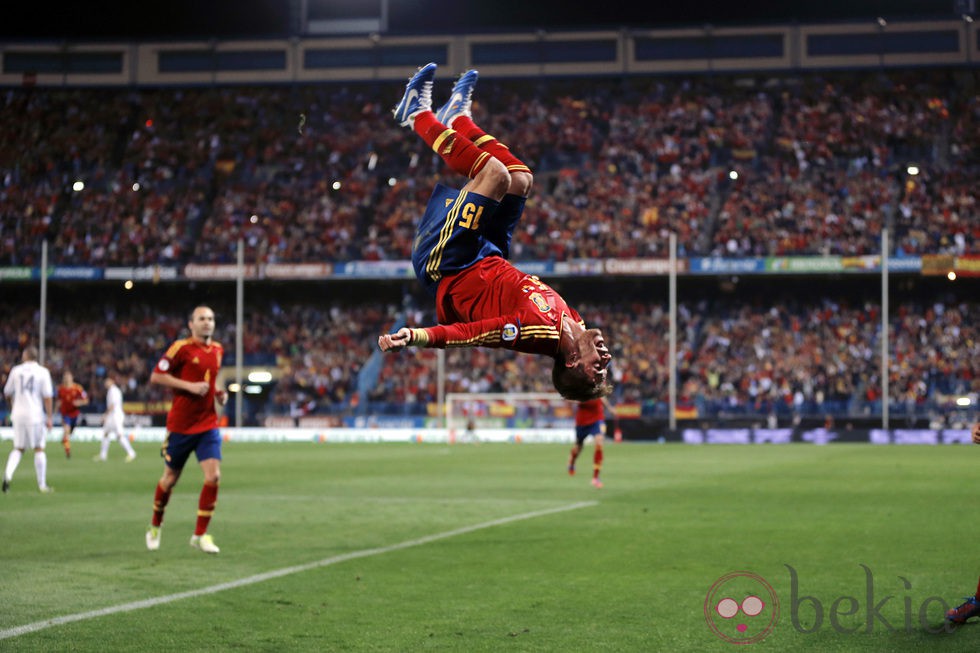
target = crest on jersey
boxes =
[529,292,552,313]
[157,359,170,372]
[502,323,518,342]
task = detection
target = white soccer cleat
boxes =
[146,525,161,551]
[190,533,220,554]
[125,453,136,463]
[393,62,436,127]
[436,69,478,127]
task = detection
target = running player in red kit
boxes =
[377,63,612,402]
[57,370,88,458]
[145,305,227,554]
[569,398,609,488]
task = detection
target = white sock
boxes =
[5,449,22,481]
[99,436,110,460]
[34,451,47,489]
[119,435,136,457]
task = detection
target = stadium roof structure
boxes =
[1,0,966,40]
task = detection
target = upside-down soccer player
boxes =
[377,63,613,401]
[145,305,227,554]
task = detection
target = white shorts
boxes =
[13,422,47,450]
[104,416,124,436]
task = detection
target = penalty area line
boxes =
[0,500,597,641]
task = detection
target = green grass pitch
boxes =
[1,441,978,652]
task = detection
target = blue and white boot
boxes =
[436,69,478,127]
[393,62,437,127]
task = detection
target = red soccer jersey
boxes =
[422,256,583,355]
[575,398,604,426]
[154,337,224,434]
[57,383,87,418]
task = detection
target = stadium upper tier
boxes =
[1,70,977,269]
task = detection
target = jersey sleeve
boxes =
[154,341,183,375]
[41,370,54,398]
[410,314,560,353]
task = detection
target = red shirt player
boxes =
[378,63,612,401]
[57,370,89,458]
[145,305,228,554]
[569,398,610,488]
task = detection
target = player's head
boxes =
[188,305,216,342]
[22,345,38,362]
[63,370,74,384]
[552,328,613,401]
[104,375,116,388]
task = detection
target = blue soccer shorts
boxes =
[161,428,222,470]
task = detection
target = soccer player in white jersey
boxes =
[95,375,137,462]
[2,346,55,493]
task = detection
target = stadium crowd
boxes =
[2,70,977,267]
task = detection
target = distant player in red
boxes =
[145,305,228,554]
[57,370,89,459]
[945,422,980,624]
[569,398,610,488]
[377,63,612,402]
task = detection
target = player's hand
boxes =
[188,381,210,396]
[215,390,228,406]
[378,328,411,352]
[972,422,980,445]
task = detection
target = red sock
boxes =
[152,483,172,527]
[413,112,492,179]
[593,446,604,479]
[195,482,219,536]
[569,445,580,466]
[451,116,531,174]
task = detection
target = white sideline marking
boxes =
[0,501,597,641]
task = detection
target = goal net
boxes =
[445,392,576,443]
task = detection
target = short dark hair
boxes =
[551,354,614,402]
[190,305,213,321]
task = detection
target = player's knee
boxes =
[478,158,511,199]
[161,469,180,489]
[509,170,533,198]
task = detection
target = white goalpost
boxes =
[444,392,576,444]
